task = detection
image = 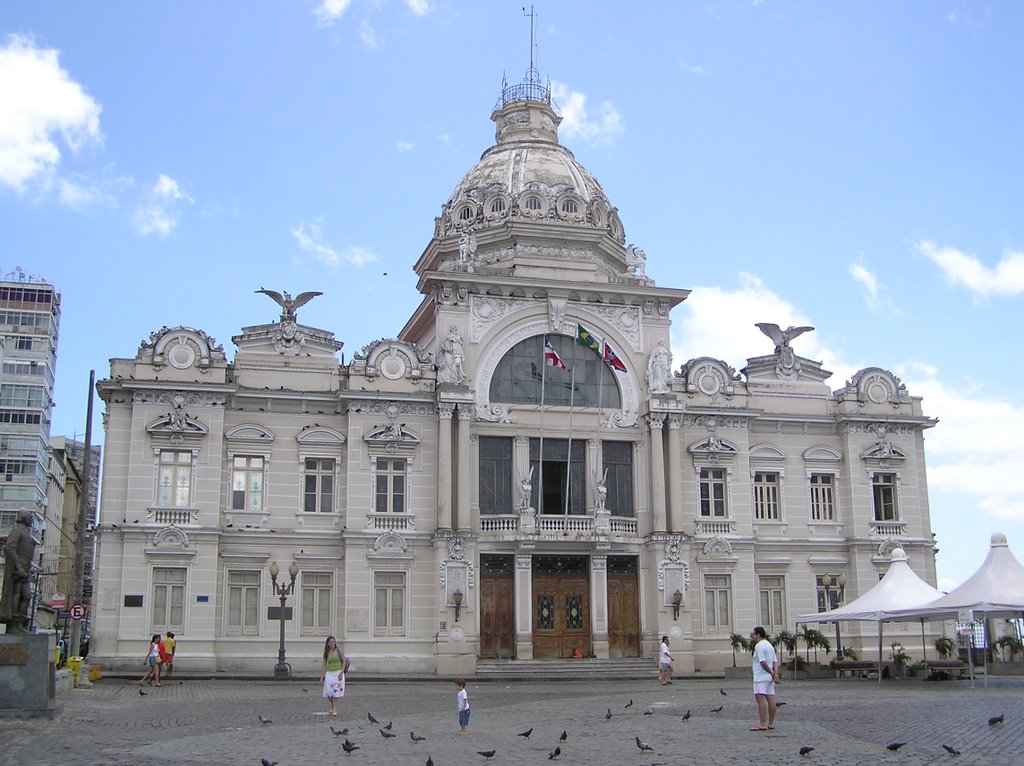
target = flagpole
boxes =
[565,339,578,516]
[539,336,547,516]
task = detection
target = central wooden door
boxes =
[479,555,515,659]
[607,556,641,658]
[532,556,591,659]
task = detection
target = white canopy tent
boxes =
[795,548,943,680]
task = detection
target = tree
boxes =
[797,625,820,664]
[772,630,798,675]
[729,633,749,667]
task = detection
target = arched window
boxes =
[524,196,543,211]
[458,205,474,221]
[561,199,578,214]
[489,335,622,408]
[490,198,506,214]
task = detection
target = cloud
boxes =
[313,0,353,26]
[438,133,451,144]
[0,34,102,191]
[678,58,705,75]
[917,239,1024,297]
[849,257,898,313]
[56,176,115,211]
[405,0,430,15]
[360,19,380,48]
[550,81,623,147]
[396,141,415,152]
[133,174,194,237]
[292,218,378,267]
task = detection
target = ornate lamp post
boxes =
[269,560,299,680]
[671,589,683,620]
[452,589,464,622]
[821,574,846,658]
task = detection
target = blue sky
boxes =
[2,1,1022,591]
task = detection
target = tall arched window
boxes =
[488,335,622,408]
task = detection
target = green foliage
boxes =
[934,636,956,660]
[840,646,859,660]
[994,636,1023,661]
[728,632,750,667]
[890,641,910,671]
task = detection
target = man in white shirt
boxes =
[750,626,780,731]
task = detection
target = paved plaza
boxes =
[1,675,1021,766]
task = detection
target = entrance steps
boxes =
[475,657,656,681]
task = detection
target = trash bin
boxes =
[67,657,84,685]
[54,645,61,666]
[89,666,102,682]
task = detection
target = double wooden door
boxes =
[532,556,591,659]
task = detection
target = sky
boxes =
[1,1,1022,592]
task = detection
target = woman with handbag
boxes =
[320,636,350,717]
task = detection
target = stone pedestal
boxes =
[0,633,58,718]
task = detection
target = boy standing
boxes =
[455,679,470,735]
[161,632,176,678]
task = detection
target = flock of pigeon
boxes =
[253,697,1007,764]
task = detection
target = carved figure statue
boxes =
[625,244,647,278]
[755,323,814,353]
[595,468,609,512]
[458,231,477,263]
[0,511,37,633]
[255,288,324,322]
[436,326,465,385]
[646,339,673,394]
[519,466,534,511]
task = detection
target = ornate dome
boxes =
[435,77,625,245]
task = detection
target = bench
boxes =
[924,659,967,678]
[831,660,877,678]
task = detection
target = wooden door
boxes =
[607,557,640,657]
[532,557,591,659]
[479,556,515,659]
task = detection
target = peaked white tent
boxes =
[883,532,1024,621]
[795,548,943,681]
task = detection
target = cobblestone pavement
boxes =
[2,675,1022,766]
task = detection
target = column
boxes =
[456,405,473,532]
[647,413,667,532]
[590,554,609,659]
[667,415,684,533]
[515,554,534,659]
[436,402,455,530]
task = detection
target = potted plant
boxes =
[890,641,911,677]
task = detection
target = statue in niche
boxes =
[436,326,465,385]
[647,339,673,394]
[0,512,37,633]
[594,468,609,512]
[519,466,534,511]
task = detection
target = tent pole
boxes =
[920,619,927,663]
[878,622,884,684]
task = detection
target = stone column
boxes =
[436,402,455,530]
[647,413,667,532]
[667,415,684,533]
[590,554,609,659]
[455,405,473,532]
[515,553,534,659]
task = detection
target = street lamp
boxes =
[821,574,846,658]
[671,589,683,620]
[269,560,299,680]
[452,589,464,622]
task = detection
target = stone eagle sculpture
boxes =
[755,323,814,353]
[255,288,323,322]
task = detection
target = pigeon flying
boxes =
[635,736,654,753]
[548,746,561,760]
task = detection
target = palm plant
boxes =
[934,636,956,660]
[814,633,831,663]
[994,636,1023,662]
[729,632,749,667]
[797,625,820,664]
[772,630,798,674]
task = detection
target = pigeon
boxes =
[342,739,360,754]
[368,713,380,724]
[605,708,613,720]
[138,688,147,696]
[331,726,346,736]
[301,688,308,693]
[643,707,655,716]
[518,728,533,739]
[887,742,907,752]
[625,699,634,709]
[380,728,396,739]
[635,736,654,753]
[559,730,568,742]
[681,710,691,722]
[383,721,393,731]
[548,746,561,760]
[942,744,961,756]
[720,687,728,696]
[710,706,724,714]
[799,746,815,756]
[261,760,278,766]
[988,714,1005,726]
[776,702,787,707]
[411,732,427,742]
[427,758,434,766]
[258,714,273,725]
[478,750,496,759]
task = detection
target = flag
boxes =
[603,341,627,373]
[576,323,602,357]
[544,337,567,370]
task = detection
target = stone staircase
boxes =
[474,657,657,681]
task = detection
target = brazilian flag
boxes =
[576,323,602,357]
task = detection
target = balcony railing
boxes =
[147,507,199,526]
[366,512,416,531]
[694,518,737,536]
[480,515,519,533]
[537,515,594,534]
[870,520,907,537]
[609,518,638,535]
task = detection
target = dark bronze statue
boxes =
[0,511,37,633]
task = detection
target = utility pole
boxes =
[68,370,95,659]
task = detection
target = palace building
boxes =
[90,75,937,674]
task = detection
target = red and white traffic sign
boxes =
[69,603,86,620]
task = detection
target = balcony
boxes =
[480,515,519,533]
[869,520,907,538]
[608,518,638,535]
[537,515,594,534]
[146,507,199,526]
[366,512,416,531]
[694,518,737,537]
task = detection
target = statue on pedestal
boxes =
[0,512,37,633]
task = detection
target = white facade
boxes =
[90,81,938,674]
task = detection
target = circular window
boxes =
[380,354,407,381]
[168,340,196,369]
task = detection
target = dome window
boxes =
[561,199,579,215]
[524,195,544,212]
[490,198,506,214]
[458,205,475,221]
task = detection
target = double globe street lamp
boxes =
[269,560,299,681]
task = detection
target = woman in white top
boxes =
[139,634,163,686]
[658,635,674,685]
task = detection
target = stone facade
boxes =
[90,81,937,674]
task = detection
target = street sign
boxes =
[51,593,67,609]
[57,610,71,619]
[267,606,293,620]
[70,603,86,620]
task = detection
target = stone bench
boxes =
[924,659,967,677]
[831,660,877,678]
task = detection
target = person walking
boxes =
[160,631,176,678]
[750,626,780,731]
[455,679,470,735]
[319,636,349,717]
[658,635,674,685]
[139,634,163,687]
